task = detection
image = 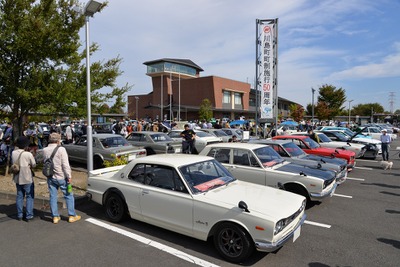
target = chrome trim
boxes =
[255,213,307,252]
[310,182,337,199]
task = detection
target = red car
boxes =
[273,135,356,170]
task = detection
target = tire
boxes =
[213,222,254,263]
[145,147,156,155]
[284,184,311,204]
[105,193,127,223]
[93,156,104,170]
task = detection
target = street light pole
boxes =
[84,0,103,172]
[348,100,354,127]
[135,96,139,120]
[311,87,315,126]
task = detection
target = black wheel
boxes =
[213,222,254,263]
[93,156,104,169]
[145,147,156,155]
[105,193,127,223]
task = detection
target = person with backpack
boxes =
[11,136,36,222]
[43,133,81,224]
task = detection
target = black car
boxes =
[318,130,379,159]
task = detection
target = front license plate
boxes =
[293,225,301,242]
[175,148,181,153]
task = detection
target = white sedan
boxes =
[87,154,306,263]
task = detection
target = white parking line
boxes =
[333,193,353,198]
[86,218,220,267]
[354,166,374,170]
[346,177,365,181]
[304,220,331,228]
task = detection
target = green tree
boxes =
[0,0,126,137]
[289,103,304,122]
[351,103,384,116]
[198,98,213,122]
[316,84,347,119]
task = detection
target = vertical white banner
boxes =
[260,24,274,119]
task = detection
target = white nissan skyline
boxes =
[87,154,306,263]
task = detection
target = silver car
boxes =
[201,143,337,204]
[126,131,182,155]
[200,128,231,142]
[63,134,146,169]
[168,129,221,153]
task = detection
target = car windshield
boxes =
[179,160,235,194]
[282,142,306,157]
[303,137,320,149]
[40,124,50,131]
[150,133,173,142]
[317,133,332,142]
[213,130,229,137]
[253,146,284,167]
[99,136,130,148]
[195,131,213,138]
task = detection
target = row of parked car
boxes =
[51,125,394,263]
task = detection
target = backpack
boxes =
[10,152,24,175]
[42,146,60,178]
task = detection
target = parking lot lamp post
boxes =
[348,100,353,127]
[135,97,139,120]
[311,88,315,127]
[84,0,103,171]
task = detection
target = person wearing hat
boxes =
[11,136,36,221]
[43,133,81,224]
[380,129,392,161]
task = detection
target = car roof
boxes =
[133,154,213,167]
[252,139,291,145]
[206,142,268,149]
[274,135,307,140]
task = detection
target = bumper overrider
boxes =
[255,213,307,252]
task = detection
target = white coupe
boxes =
[87,154,306,263]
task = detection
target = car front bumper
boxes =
[309,182,337,200]
[255,213,306,252]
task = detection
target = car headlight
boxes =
[274,199,306,235]
[274,220,284,235]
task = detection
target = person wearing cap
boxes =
[43,133,81,224]
[11,136,36,221]
[380,129,392,161]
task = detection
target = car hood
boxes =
[300,154,347,168]
[275,162,335,180]
[200,181,305,219]
[312,147,355,157]
[107,145,144,153]
[352,137,381,144]
[284,157,342,172]
[153,141,182,147]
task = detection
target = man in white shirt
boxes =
[380,129,392,161]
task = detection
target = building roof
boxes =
[143,58,204,72]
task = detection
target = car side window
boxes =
[146,165,188,193]
[273,145,287,157]
[206,148,230,163]
[129,164,147,183]
[233,149,251,166]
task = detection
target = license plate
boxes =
[175,148,181,153]
[293,225,301,242]
[128,155,136,161]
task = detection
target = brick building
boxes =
[127,58,300,122]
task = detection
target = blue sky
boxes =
[84,0,400,113]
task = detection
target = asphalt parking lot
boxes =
[0,138,399,267]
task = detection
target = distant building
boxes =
[127,58,301,121]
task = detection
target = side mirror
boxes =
[238,201,250,213]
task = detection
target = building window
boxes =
[249,97,256,106]
[223,91,231,104]
[234,93,242,105]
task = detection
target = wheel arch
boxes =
[282,181,310,201]
[207,219,253,241]
[102,187,127,206]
